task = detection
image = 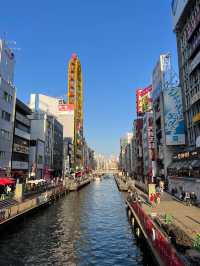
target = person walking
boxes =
[184,192,191,206]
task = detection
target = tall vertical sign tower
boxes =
[67,53,83,171]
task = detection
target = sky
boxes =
[0,0,177,156]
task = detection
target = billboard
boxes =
[163,86,185,145]
[152,54,171,101]
[136,85,152,115]
[58,103,74,114]
[171,0,189,30]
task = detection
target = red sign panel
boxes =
[58,104,74,112]
[136,85,152,116]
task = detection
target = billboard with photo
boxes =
[163,86,185,145]
[136,85,152,116]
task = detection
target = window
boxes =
[3,91,12,103]
[1,110,11,121]
[0,129,10,140]
[0,151,5,160]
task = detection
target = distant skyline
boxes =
[0,0,177,156]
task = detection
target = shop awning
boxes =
[0,177,15,186]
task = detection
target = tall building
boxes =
[172,0,200,146]
[152,54,185,177]
[29,112,63,178]
[68,53,83,170]
[142,111,156,181]
[0,40,16,176]
[119,133,133,172]
[29,94,74,174]
[12,99,31,179]
[29,94,74,139]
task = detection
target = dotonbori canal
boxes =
[0,177,154,266]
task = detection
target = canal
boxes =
[0,177,153,265]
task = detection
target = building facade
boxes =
[172,0,200,146]
[29,112,63,179]
[142,111,156,181]
[152,55,185,178]
[0,40,16,176]
[29,94,74,173]
[12,99,31,179]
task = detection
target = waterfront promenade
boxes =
[141,191,200,241]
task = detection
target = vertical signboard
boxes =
[163,86,185,145]
[152,54,171,101]
[136,86,152,116]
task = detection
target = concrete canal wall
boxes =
[114,175,128,191]
[0,177,91,227]
[126,200,185,266]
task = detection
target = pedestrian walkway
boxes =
[134,186,200,241]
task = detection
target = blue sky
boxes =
[0,0,177,156]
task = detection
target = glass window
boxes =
[0,151,6,160]
[1,110,11,121]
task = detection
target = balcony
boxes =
[188,12,200,41]
[15,128,30,140]
[189,50,200,74]
[188,34,200,60]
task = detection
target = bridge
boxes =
[94,169,119,175]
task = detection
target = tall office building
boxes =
[0,40,16,176]
[172,0,200,146]
[29,93,74,174]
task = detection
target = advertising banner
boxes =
[58,103,74,113]
[152,54,171,101]
[163,87,185,145]
[136,85,152,115]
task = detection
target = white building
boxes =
[29,112,63,178]
[152,55,185,178]
[0,40,16,175]
[29,94,74,139]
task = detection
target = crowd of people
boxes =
[171,188,197,206]
[0,185,14,200]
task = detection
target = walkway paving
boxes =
[134,187,200,240]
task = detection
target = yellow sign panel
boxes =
[193,113,200,123]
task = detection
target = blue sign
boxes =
[163,87,185,145]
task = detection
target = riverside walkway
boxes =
[141,191,200,241]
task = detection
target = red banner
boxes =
[131,202,184,266]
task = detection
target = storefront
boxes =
[167,148,200,200]
[168,149,200,177]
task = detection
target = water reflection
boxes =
[0,177,148,265]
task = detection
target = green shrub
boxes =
[193,233,200,251]
[164,214,173,225]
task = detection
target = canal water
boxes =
[0,177,153,266]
